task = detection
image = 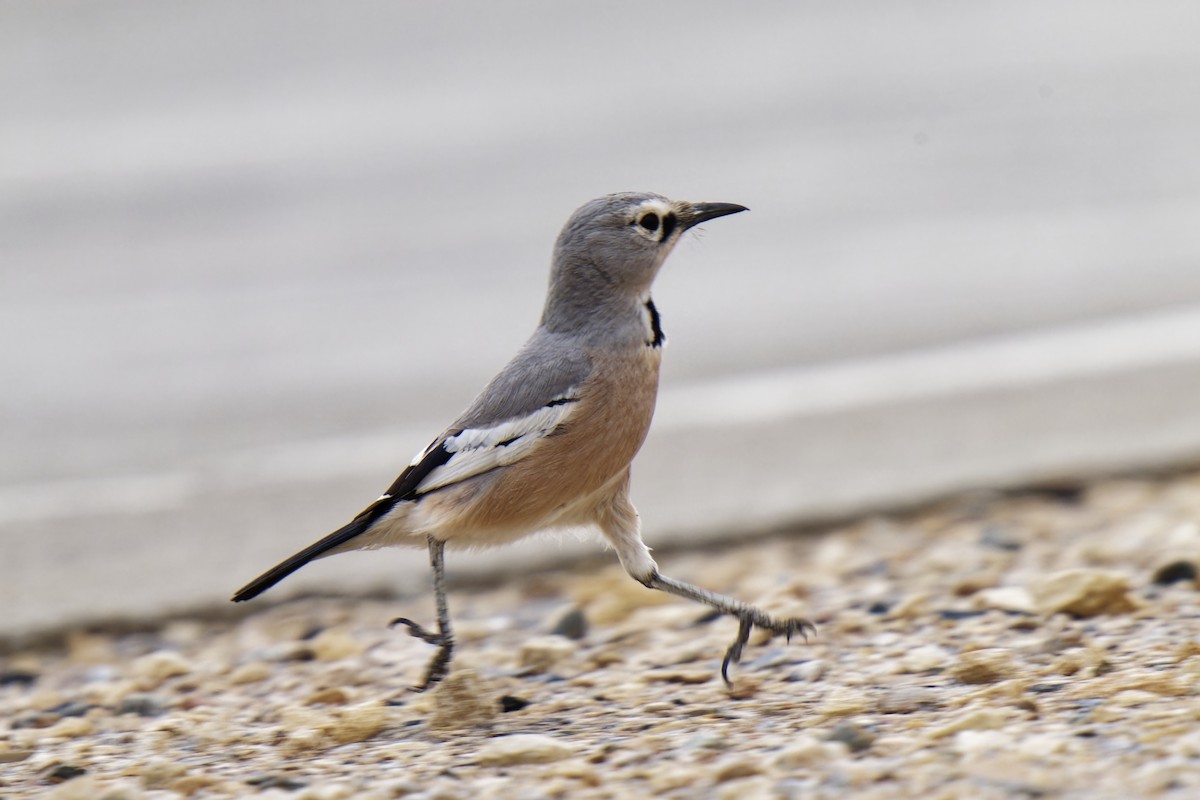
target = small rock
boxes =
[974,586,1036,614]
[230,662,272,685]
[43,775,97,800]
[774,735,848,769]
[711,754,764,783]
[1108,689,1159,707]
[170,774,223,795]
[309,629,365,662]
[477,734,575,766]
[929,708,1008,738]
[642,668,713,685]
[518,636,576,674]
[117,693,166,717]
[550,607,588,640]
[42,780,132,800]
[46,717,94,738]
[281,726,327,756]
[295,783,356,800]
[306,687,354,706]
[43,764,87,783]
[325,703,389,745]
[97,780,146,800]
[131,651,192,685]
[949,648,1018,684]
[953,729,1012,756]
[141,758,188,790]
[247,775,308,791]
[900,644,951,673]
[50,701,92,718]
[727,675,763,700]
[0,745,35,763]
[980,526,1023,551]
[816,687,868,717]
[1029,569,1137,617]
[889,592,932,619]
[791,660,827,682]
[430,669,497,730]
[649,763,698,792]
[0,670,38,687]
[717,777,774,800]
[826,721,875,752]
[1152,560,1197,586]
[499,695,531,713]
[877,685,939,713]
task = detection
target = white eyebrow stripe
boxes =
[413,393,580,494]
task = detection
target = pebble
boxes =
[43,776,100,800]
[550,607,589,640]
[815,687,869,717]
[130,652,192,686]
[949,648,1017,684]
[900,644,951,673]
[952,729,1012,756]
[716,776,775,800]
[325,702,390,745]
[1029,568,1138,617]
[116,693,166,717]
[306,686,354,705]
[711,754,765,782]
[477,734,576,766]
[877,685,939,713]
[518,635,576,674]
[973,586,1036,614]
[229,662,272,684]
[429,669,497,730]
[826,721,875,752]
[929,708,1009,738]
[141,758,188,789]
[792,659,827,682]
[1152,559,1198,585]
[309,629,366,662]
[774,735,848,769]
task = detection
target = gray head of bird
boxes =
[543,192,746,334]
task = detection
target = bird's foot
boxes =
[720,609,817,686]
[389,617,455,691]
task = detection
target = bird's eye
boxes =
[638,212,660,232]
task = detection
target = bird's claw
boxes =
[389,617,454,692]
[720,611,816,687]
[389,616,444,645]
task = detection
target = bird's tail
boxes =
[231,515,376,602]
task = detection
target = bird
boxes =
[232,192,815,690]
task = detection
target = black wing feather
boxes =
[231,439,454,602]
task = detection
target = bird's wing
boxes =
[231,331,591,603]
[378,331,593,502]
[408,388,580,495]
[319,331,588,527]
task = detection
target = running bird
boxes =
[232,192,815,690]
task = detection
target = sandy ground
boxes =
[5,468,1200,799]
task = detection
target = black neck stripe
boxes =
[645,298,665,347]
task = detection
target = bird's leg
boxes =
[597,484,811,686]
[389,535,454,691]
[598,484,814,686]
[645,571,816,685]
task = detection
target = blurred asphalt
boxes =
[3,1,1200,634]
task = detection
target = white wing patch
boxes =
[414,392,579,494]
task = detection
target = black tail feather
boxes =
[233,437,450,603]
[231,515,376,602]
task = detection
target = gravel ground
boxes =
[5,470,1200,799]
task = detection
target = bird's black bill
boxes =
[682,202,749,230]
